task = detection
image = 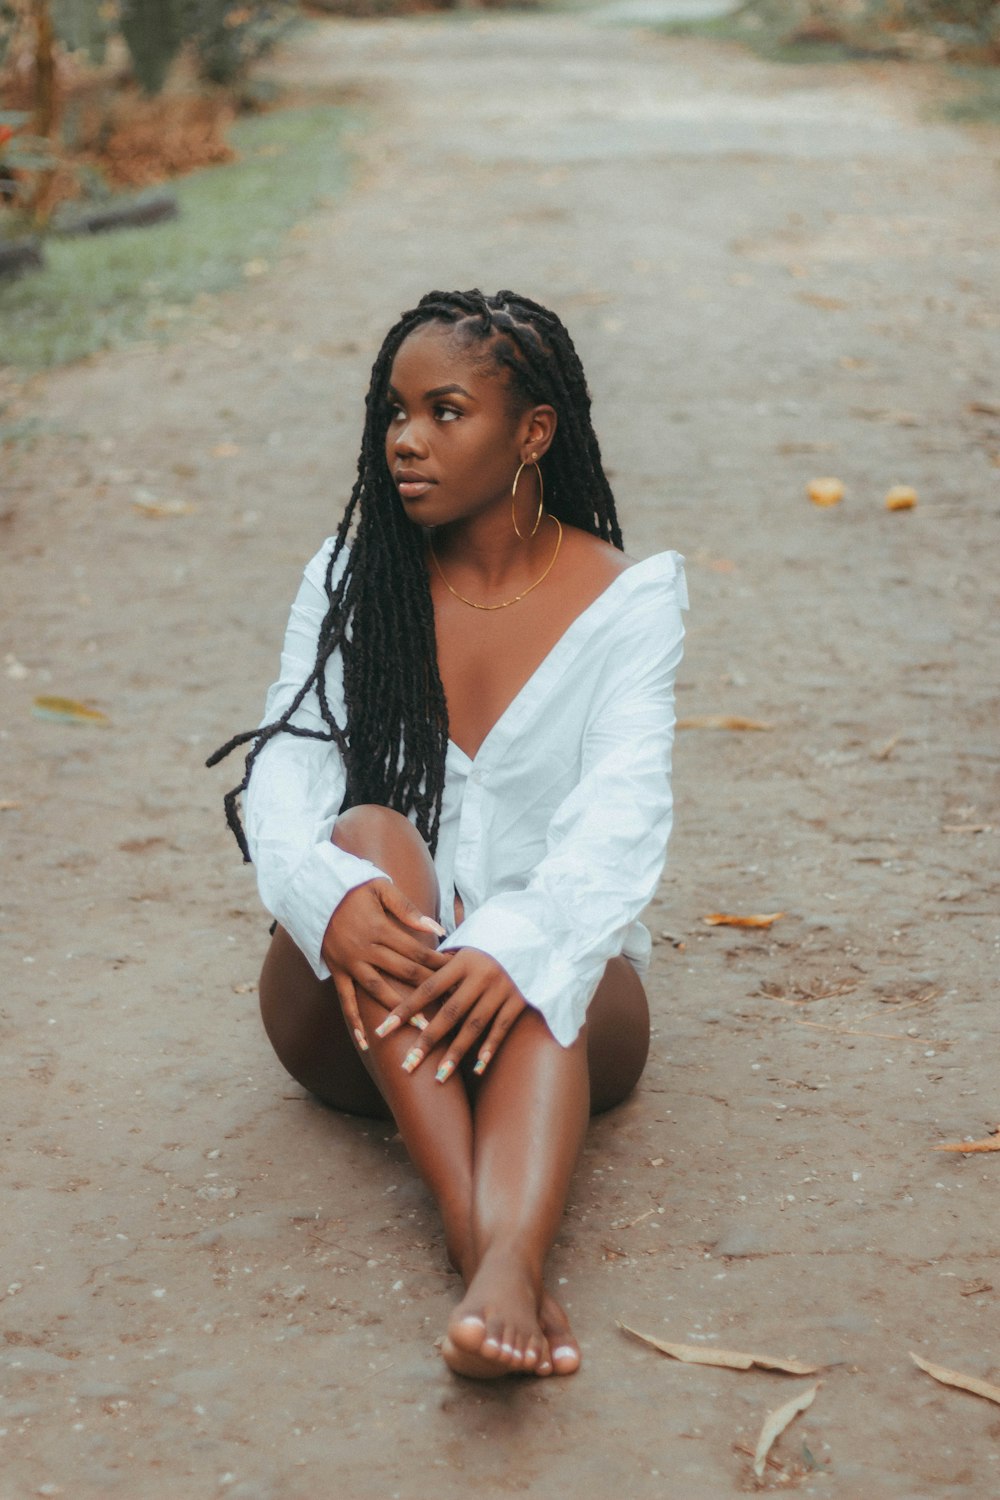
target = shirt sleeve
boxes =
[439,570,686,1046]
[243,541,389,979]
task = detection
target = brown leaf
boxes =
[885,485,918,511]
[703,913,784,929]
[807,477,844,507]
[32,695,110,727]
[0,799,20,811]
[934,1129,1000,1154]
[677,715,774,732]
[618,1324,819,1375]
[910,1352,1000,1406]
[754,1383,819,1478]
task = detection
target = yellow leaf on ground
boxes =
[934,1129,1000,1153]
[754,1383,820,1478]
[910,1352,1000,1406]
[702,913,784,929]
[132,497,196,518]
[31,695,110,727]
[885,485,918,511]
[677,715,774,732]
[618,1324,819,1375]
[807,477,844,507]
[0,799,20,811]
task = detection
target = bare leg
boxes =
[256,806,651,1378]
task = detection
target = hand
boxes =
[322,879,448,1050]
[374,947,526,1082]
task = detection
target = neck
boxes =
[429,504,553,591]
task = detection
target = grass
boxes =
[0,102,355,372]
[940,66,1000,123]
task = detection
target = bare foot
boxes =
[441,1245,548,1380]
[539,1289,581,1376]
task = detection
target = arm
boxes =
[243,543,392,978]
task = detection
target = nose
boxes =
[392,414,429,459]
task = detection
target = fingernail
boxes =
[353,1027,369,1053]
[401,1048,422,1074]
[418,916,447,937]
[472,1050,491,1076]
[410,1013,429,1031]
[375,1015,401,1039]
[435,1059,455,1084]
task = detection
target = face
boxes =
[384,322,540,530]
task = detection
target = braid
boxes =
[208,290,625,861]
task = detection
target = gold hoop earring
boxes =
[512,457,544,540]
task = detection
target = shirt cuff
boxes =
[270,842,389,980]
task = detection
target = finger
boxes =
[369,943,449,989]
[333,972,368,1054]
[355,964,409,1014]
[373,956,463,1038]
[433,995,503,1081]
[472,995,526,1076]
[378,883,446,938]
[398,977,484,1073]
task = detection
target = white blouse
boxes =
[244,538,687,1047]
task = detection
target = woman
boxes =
[209,289,687,1380]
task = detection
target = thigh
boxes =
[584,956,650,1115]
[259,924,391,1119]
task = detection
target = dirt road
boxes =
[2,9,999,1496]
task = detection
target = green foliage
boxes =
[0,103,354,368]
[51,0,113,62]
[185,1,296,88]
[119,0,185,95]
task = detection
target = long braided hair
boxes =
[207,289,625,859]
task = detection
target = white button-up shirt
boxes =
[245,539,687,1046]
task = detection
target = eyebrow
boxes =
[387,382,476,402]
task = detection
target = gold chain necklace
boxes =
[429,517,563,611]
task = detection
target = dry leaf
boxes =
[0,799,20,811]
[703,913,784,929]
[934,1128,1000,1154]
[754,1383,819,1478]
[677,715,773,732]
[618,1324,819,1375]
[212,441,240,458]
[132,497,196,519]
[910,1352,1000,1406]
[941,823,991,834]
[968,401,1000,417]
[807,477,844,507]
[885,485,918,511]
[32,695,110,728]
[796,291,847,311]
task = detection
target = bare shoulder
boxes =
[560,525,635,589]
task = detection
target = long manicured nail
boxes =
[401,1047,422,1074]
[375,1015,401,1039]
[418,916,447,937]
[410,1013,429,1031]
[435,1059,455,1084]
[353,1027,369,1053]
[472,1050,491,1076]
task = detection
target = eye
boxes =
[434,405,461,422]
[387,403,405,423]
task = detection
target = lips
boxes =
[394,470,436,501]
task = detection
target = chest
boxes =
[433,589,585,760]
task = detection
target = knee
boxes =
[333,804,421,857]
[332,804,437,901]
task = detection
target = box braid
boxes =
[207,289,625,862]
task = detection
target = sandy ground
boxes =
[2,9,1000,1497]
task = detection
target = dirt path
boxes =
[2,11,999,1497]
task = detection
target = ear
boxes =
[518,404,557,462]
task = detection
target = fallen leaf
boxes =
[32,695,110,727]
[132,496,196,519]
[618,1324,819,1375]
[754,1383,819,1478]
[885,485,918,511]
[941,823,991,834]
[874,734,900,760]
[677,715,774,732]
[807,477,844,507]
[934,1128,1000,1153]
[703,913,784,929]
[796,291,847,311]
[0,799,20,811]
[212,441,240,458]
[910,1352,1000,1406]
[968,401,1000,417]
[960,1280,993,1297]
